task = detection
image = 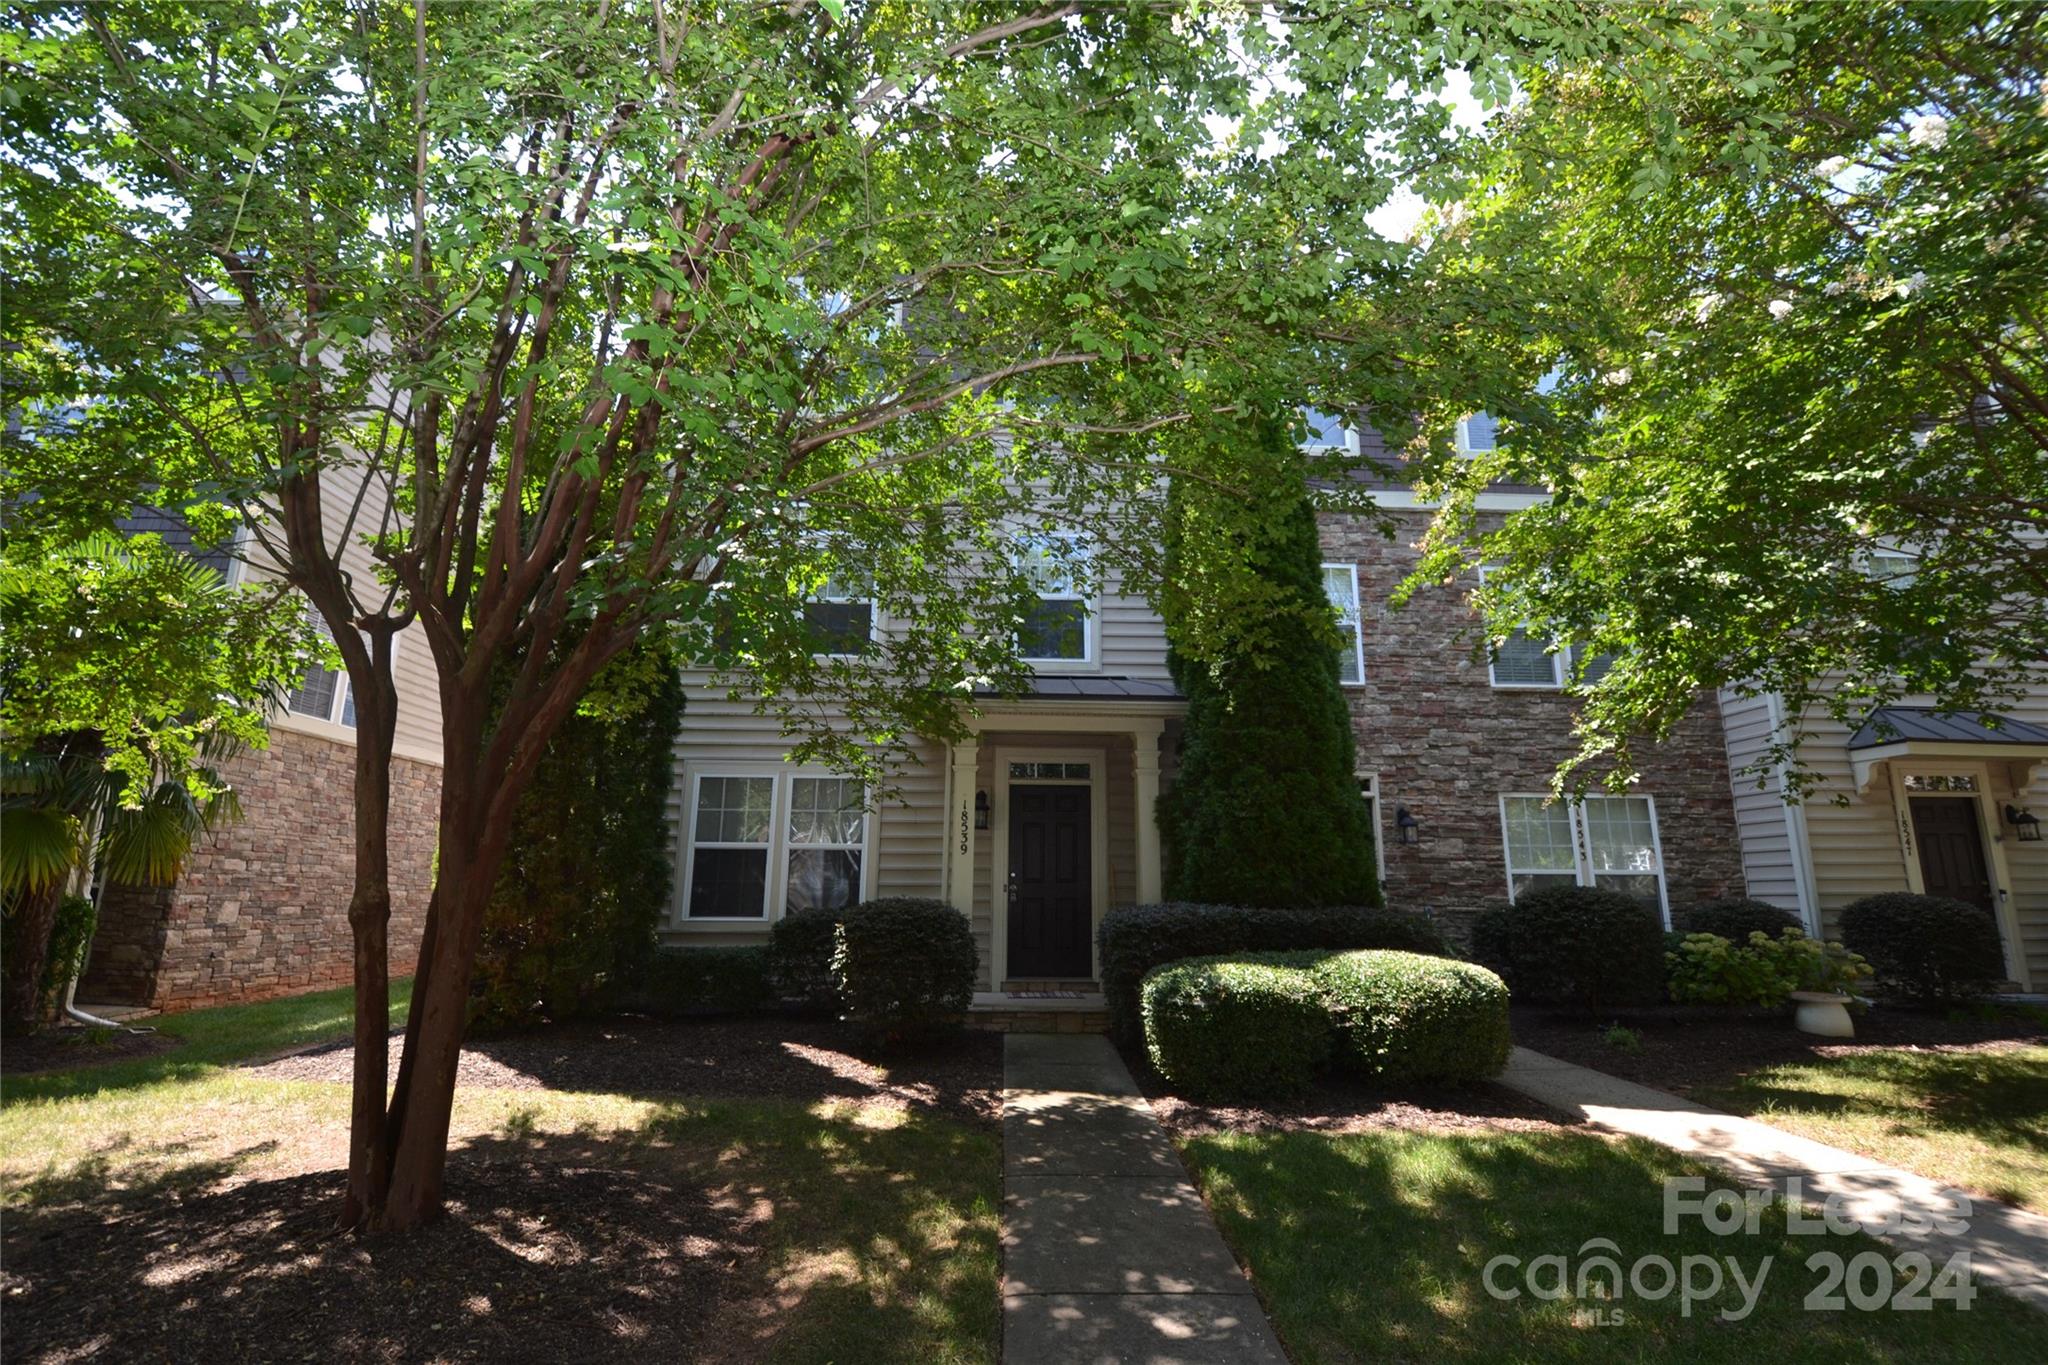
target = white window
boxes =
[1323,563,1365,685]
[1480,566,1564,689]
[287,629,389,728]
[1457,412,1498,454]
[1865,550,1918,589]
[681,769,871,920]
[1301,407,1360,453]
[1499,793,1669,921]
[1017,533,1093,665]
[1572,645,1617,688]
[804,570,875,657]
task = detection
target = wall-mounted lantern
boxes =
[974,789,992,831]
[2006,803,2043,843]
[1394,805,1420,846]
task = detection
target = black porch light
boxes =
[974,789,992,831]
[2006,803,2043,843]
[1394,805,1420,846]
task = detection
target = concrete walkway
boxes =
[1001,1034,1287,1363]
[1499,1046,2048,1312]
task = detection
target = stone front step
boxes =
[969,990,1110,1033]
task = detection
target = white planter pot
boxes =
[1790,991,1855,1039]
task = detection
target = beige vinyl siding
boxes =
[1095,584,1170,678]
[1715,689,1806,916]
[239,464,444,766]
[660,678,947,945]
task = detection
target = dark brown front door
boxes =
[1910,796,1995,912]
[1008,784,1092,978]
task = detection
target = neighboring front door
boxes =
[1008,784,1092,978]
[1910,796,1995,912]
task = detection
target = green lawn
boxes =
[1182,1126,2039,1364]
[1,989,999,1363]
[1692,1045,2048,1215]
[2,979,413,1104]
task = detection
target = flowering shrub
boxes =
[1666,929,1870,1008]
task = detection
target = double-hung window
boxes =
[1301,407,1361,453]
[682,769,870,920]
[804,570,875,657]
[1017,534,1093,665]
[1480,566,1564,689]
[1322,562,1365,685]
[1499,793,1668,920]
[287,630,383,728]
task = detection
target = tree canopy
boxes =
[0,0,1815,1226]
[1398,0,2048,792]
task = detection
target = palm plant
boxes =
[1,731,240,1032]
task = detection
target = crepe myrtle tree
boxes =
[2,1,1803,1228]
[1390,0,2048,795]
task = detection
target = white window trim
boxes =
[284,630,398,732]
[1299,407,1363,455]
[1479,565,1565,690]
[1497,792,1671,927]
[1457,413,1497,456]
[1016,531,1097,670]
[673,763,877,927]
[1322,561,1366,687]
[806,570,879,661]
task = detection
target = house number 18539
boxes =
[959,806,971,855]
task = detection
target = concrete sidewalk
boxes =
[1001,1034,1287,1363]
[1499,1046,2048,1312]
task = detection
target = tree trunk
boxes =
[2,881,64,1036]
[339,713,396,1229]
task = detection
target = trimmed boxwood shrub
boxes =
[1140,954,1333,1100]
[616,946,774,1016]
[1310,950,1511,1084]
[1840,893,2006,1003]
[1469,885,1665,1010]
[1099,902,1448,1044]
[831,898,978,1042]
[1675,898,1802,942]
[770,906,848,1011]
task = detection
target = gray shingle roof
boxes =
[1847,706,2048,751]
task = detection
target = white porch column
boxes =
[947,737,980,914]
[1133,722,1164,904]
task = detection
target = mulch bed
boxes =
[244,1013,1004,1130]
[1512,1001,2048,1097]
[1116,1039,1580,1140]
[2,1026,180,1077]
[2,1136,746,1365]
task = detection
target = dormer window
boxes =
[1301,408,1361,453]
[1457,412,1498,454]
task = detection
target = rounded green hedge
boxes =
[1469,884,1665,1009]
[831,897,978,1041]
[1140,954,1332,1100]
[1840,893,2005,1002]
[1310,950,1512,1085]
[1140,949,1511,1100]
[1099,902,1450,1044]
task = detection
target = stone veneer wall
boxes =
[81,727,440,1012]
[1321,509,1748,944]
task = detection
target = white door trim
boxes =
[989,744,1109,985]
[1886,758,2030,988]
